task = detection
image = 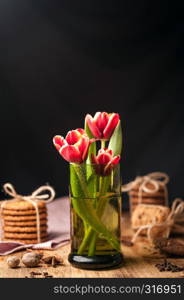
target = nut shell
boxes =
[7,256,20,268]
[22,252,41,267]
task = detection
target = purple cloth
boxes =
[0,197,70,255]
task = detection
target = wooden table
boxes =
[0,214,184,278]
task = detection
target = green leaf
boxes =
[84,120,97,196]
[69,164,85,198]
[84,120,96,164]
[87,171,97,198]
[70,163,89,234]
[85,119,94,139]
[72,196,120,252]
[108,120,122,156]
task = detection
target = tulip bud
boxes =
[85,112,120,139]
[91,148,120,176]
[53,129,94,164]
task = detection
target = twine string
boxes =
[122,172,169,206]
[0,183,55,243]
[131,198,184,243]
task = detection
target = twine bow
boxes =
[131,198,184,243]
[122,172,169,206]
[0,183,55,243]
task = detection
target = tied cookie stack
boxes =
[0,183,55,244]
[131,199,184,244]
[131,204,171,242]
[2,201,48,244]
[122,172,169,214]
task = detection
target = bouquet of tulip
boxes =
[53,112,122,263]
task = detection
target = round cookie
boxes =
[4,231,48,239]
[131,204,170,230]
[4,219,47,227]
[1,200,46,211]
[131,203,166,211]
[129,182,165,198]
[4,225,48,233]
[3,237,48,244]
[130,197,166,205]
[130,202,166,213]
[3,213,47,221]
[1,199,49,243]
[2,208,47,216]
[129,191,165,198]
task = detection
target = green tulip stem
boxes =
[73,164,90,199]
[71,164,119,254]
[87,176,107,256]
[71,163,90,234]
[101,140,106,149]
[86,143,107,256]
[78,176,113,256]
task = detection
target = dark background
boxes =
[0,1,183,206]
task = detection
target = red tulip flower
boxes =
[53,128,94,164]
[91,148,120,176]
[85,112,120,139]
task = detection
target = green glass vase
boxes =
[68,163,123,269]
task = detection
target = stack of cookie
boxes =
[131,204,171,242]
[1,200,48,244]
[132,204,170,233]
[129,181,167,214]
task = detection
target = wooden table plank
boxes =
[0,214,184,278]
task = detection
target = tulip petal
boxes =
[53,136,66,151]
[85,114,102,138]
[110,155,121,165]
[104,155,120,175]
[98,148,105,155]
[103,113,120,139]
[65,130,81,145]
[60,145,82,163]
[97,153,111,164]
[98,148,113,156]
[76,128,86,135]
[107,149,113,155]
[93,112,101,121]
[76,136,90,161]
[95,112,109,132]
